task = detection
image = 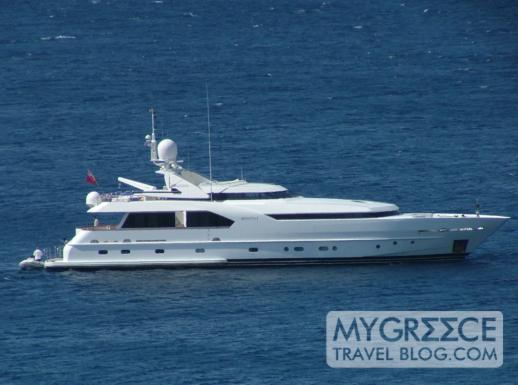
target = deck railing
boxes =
[79,224,118,231]
[43,245,64,259]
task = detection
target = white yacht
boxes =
[24,112,508,270]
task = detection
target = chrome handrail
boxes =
[43,245,64,259]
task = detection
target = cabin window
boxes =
[249,247,258,252]
[122,212,176,228]
[155,249,165,254]
[267,211,399,220]
[121,250,131,254]
[195,248,205,253]
[98,250,108,255]
[319,246,329,251]
[186,211,234,228]
[294,247,304,252]
[91,213,125,228]
[211,190,293,201]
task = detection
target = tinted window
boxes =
[186,211,234,228]
[267,211,399,220]
[122,213,176,228]
[212,191,292,201]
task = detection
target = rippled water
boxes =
[1,1,517,383]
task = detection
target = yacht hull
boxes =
[43,213,507,270]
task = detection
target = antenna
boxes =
[148,108,158,161]
[206,83,213,201]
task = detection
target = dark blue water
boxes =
[2,1,518,383]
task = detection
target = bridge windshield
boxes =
[211,190,293,201]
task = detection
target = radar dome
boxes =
[86,191,101,207]
[158,139,178,162]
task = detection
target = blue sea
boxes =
[1,0,517,383]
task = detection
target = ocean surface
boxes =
[1,0,518,383]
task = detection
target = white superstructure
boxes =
[36,111,508,270]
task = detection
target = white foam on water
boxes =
[41,35,77,41]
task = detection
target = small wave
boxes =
[41,35,77,41]
[353,25,363,29]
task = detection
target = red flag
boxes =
[86,169,97,185]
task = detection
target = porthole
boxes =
[121,250,130,254]
[411,240,415,244]
[393,241,398,245]
[195,248,205,253]
[332,246,337,251]
[376,245,380,249]
[284,247,289,252]
[155,249,165,254]
[294,247,304,252]
[98,250,108,255]
[249,247,258,252]
[319,246,329,251]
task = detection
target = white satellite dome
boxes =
[157,139,178,162]
[86,191,101,207]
